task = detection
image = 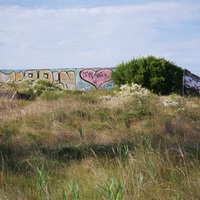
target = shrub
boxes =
[111,56,184,95]
[100,83,152,108]
[0,79,62,100]
[27,79,62,97]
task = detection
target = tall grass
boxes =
[0,83,200,199]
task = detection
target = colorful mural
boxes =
[183,69,200,95]
[0,68,114,90]
[1,68,199,96]
[80,69,112,89]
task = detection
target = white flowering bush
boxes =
[158,95,190,115]
[114,83,150,98]
[159,97,179,107]
[100,83,152,116]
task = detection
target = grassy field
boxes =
[0,82,200,200]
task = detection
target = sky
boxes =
[0,0,200,76]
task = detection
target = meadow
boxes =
[0,81,200,200]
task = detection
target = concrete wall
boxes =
[0,68,115,90]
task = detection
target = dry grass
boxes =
[0,84,200,199]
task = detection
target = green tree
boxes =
[111,56,184,95]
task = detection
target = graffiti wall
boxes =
[183,69,200,96]
[0,68,114,90]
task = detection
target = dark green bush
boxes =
[111,56,184,95]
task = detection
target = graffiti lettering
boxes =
[16,72,23,81]
[0,68,114,91]
[0,71,15,82]
[24,70,38,82]
[80,69,112,89]
[39,69,54,83]
[60,71,76,90]
[0,69,76,90]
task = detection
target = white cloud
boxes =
[0,1,200,75]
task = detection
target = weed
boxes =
[62,189,67,200]
[116,143,130,165]
[78,127,84,143]
[67,181,80,200]
[97,178,124,200]
[36,165,45,198]
[36,165,51,199]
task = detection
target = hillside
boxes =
[0,82,200,200]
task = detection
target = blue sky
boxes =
[0,0,200,76]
